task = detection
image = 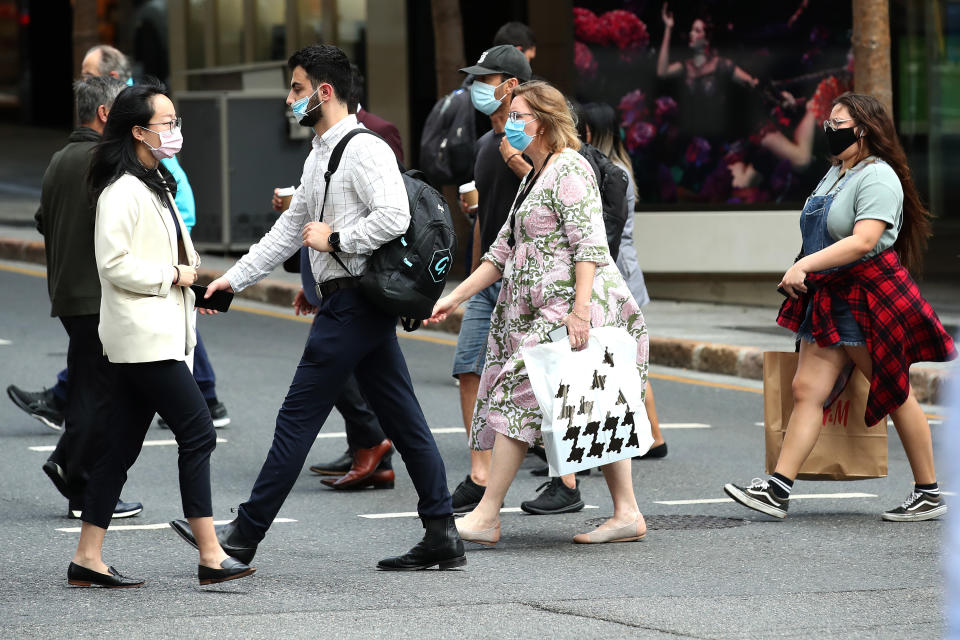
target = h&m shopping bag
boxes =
[524,326,653,476]
[763,351,888,481]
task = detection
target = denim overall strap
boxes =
[799,168,858,259]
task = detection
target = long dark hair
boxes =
[833,92,932,276]
[88,82,174,205]
[578,102,636,198]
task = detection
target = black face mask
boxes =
[825,127,860,156]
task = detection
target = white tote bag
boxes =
[524,326,653,476]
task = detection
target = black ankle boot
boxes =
[376,516,466,571]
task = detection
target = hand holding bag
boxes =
[524,326,653,476]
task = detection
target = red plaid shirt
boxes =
[777,249,956,424]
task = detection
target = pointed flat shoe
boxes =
[67,562,144,588]
[455,518,500,546]
[573,514,647,544]
[198,556,256,585]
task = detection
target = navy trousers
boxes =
[235,288,452,542]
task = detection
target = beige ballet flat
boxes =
[455,518,500,546]
[573,514,646,544]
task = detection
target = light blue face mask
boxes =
[470,79,507,116]
[504,117,538,151]
[291,87,323,123]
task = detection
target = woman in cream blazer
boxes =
[65,83,254,589]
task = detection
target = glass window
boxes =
[187,0,209,69]
[255,0,287,61]
[217,0,244,66]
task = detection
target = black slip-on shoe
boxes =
[169,518,258,565]
[198,557,255,585]
[634,442,668,459]
[67,562,144,588]
[309,450,353,475]
[42,461,71,499]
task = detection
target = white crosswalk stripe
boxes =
[30,438,228,452]
[56,517,297,533]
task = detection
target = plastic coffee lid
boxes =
[458,181,476,193]
[277,186,296,196]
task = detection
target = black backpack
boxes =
[320,128,457,331]
[418,78,477,187]
[578,143,629,262]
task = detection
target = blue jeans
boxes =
[796,296,866,346]
[451,281,501,378]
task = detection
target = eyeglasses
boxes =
[507,112,538,124]
[822,117,854,132]
[144,116,182,132]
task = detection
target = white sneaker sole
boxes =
[69,506,144,520]
[212,416,231,428]
[724,484,787,519]
[881,504,947,522]
[33,414,64,431]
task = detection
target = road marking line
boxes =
[659,423,710,429]
[30,437,228,452]
[943,492,957,497]
[0,263,46,277]
[56,517,296,533]
[656,492,877,505]
[359,506,599,519]
[0,339,10,345]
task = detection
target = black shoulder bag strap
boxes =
[317,127,383,277]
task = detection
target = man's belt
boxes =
[316,276,361,299]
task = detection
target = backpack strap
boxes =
[317,127,382,277]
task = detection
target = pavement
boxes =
[0,121,955,402]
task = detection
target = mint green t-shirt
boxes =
[814,158,903,259]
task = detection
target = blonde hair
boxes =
[512,81,581,153]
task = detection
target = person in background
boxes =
[577,102,667,459]
[429,80,650,546]
[725,93,956,520]
[27,76,144,521]
[493,21,537,62]
[68,82,254,588]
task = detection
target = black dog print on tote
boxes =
[603,411,623,453]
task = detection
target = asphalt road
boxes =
[0,260,950,639]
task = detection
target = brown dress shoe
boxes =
[321,468,395,490]
[320,439,392,489]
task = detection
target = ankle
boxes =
[469,472,487,487]
[769,473,794,499]
[560,476,577,490]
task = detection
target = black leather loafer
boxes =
[309,450,352,475]
[198,557,255,585]
[67,562,144,588]
[169,518,258,564]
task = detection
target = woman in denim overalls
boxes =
[724,93,952,523]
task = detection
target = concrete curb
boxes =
[2,236,950,405]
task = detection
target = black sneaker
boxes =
[520,478,585,515]
[158,400,231,429]
[530,465,591,477]
[451,474,486,513]
[881,490,947,522]
[69,499,144,520]
[6,385,64,431]
[724,478,789,518]
[208,401,231,428]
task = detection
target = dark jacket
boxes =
[35,127,101,317]
[357,108,404,163]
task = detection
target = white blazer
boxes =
[95,172,199,363]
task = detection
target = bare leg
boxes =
[458,432,527,530]
[645,381,664,446]
[458,373,491,485]
[73,522,109,574]
[774,340,849,479]
[842,345,936,485]
[560,473,576,489]
[188,516,230,569]
[598,458,641,526]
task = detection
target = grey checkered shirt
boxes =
[225,114,408,292]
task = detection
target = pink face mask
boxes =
[140,127,183,159]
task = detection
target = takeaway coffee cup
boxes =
[276,186,296,212]
[459,181,478,212]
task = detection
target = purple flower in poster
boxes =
[618,89,647,127]
[684,137,711,166]
[574,41,598,78]
[653,96,677,123]
[701,163,732,202]
[625,121,656,151]
[657,164,677,202]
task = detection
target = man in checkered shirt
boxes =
[176,45,465,571]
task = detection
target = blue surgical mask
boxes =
[291,88,323,123]
[505,117,537,151]
[470,80,507,115]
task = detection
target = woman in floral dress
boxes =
[427,81,649,545]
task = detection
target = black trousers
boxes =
[81,360,217,529]
[49,315,111,498]
[338,375,390,466]
[236,288,452,543]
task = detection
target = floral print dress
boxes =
[471,148,649,450]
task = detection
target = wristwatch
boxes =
[327,231,341,252]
